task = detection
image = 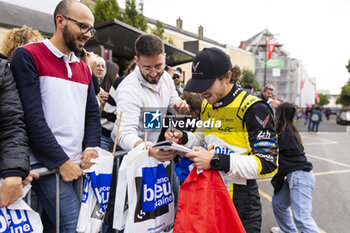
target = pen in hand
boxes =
[170,116,175,139]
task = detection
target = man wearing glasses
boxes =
[257,83,275,102]
[10,0,100,231]
[111,34,188,161]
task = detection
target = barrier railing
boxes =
[28,150,128,233]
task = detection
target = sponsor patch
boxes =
[254,153,275,162]
[207,145,235,155]
[218,126,234,132]
[255,114,270,128]
[253,148,276,153]
[253,141,276,148]
[256,130,272,140]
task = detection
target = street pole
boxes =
[263,29,268,87]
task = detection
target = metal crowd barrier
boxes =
[27,150,128,233]
[26,150,178,233]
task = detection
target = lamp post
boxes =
[264,29,268,86]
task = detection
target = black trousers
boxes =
[232,179,262,233]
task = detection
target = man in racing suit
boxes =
[166,47,278,233]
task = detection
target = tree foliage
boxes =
[151,20,174,44]
[318,93,329,106]
[91,0,147,31]
[336,79,350,106]
[240,69,261,92]
[123,0,148,31]
[346,59,350,73]
[92,0,122,24]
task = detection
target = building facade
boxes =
[244,29,316,105]
[147,17,255,84]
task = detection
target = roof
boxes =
[147,17,226,48]
[86,19,195,66]
[0,2,194,65]
[0,1,54,34]
[244,28,289,56]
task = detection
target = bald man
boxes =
[10,0,100,231]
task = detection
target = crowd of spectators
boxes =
[0,1,322,233]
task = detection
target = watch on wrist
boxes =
[210,154,220,170]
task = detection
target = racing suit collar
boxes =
[212,84,242,109]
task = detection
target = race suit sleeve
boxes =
[182,126,205,148]
[83,79,101,149]
[10,48,69,170]
[226,102,278,179]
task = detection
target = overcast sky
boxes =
[3,0,349,94]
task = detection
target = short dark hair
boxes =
[53,0,72,28]
[134,34,164,57]
[244,83,253,90]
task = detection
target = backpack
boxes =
[311,113,319,121]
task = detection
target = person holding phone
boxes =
[10,0,100,231]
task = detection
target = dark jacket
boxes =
[271,127,312,194]
[0,53,30,179]
[310,109,322,123]
[256,92,268,102]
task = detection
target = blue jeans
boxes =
[272,170,319,233]
[101,135,112,152]
[31,164,81,233]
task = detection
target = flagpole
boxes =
[264,29,268,87]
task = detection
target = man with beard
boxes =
[111,34,187,160]
[10,0,100,231]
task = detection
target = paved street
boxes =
[259,115,350,233]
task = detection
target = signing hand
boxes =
[58,160,84,182]
[184,146,214,170]
[0,176,23,207]
[164,128,183,143]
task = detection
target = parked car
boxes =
[329,107,339,115]
[336,109,350,125]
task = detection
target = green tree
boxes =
[318,93,330,106]
[92,0,122,24]
[123,0,148,31]
[151,20,174,44]
[240,69,261,92]
[346,59,350,73]
[336,79,350,106]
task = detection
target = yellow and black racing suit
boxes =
[181,84,278,233]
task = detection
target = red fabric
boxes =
[173,168,246,233]
[267,38,277,61]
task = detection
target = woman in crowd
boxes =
[1,25,43,58]
[310,106,322,133]
[271,102,319,233]
[101,60,119,93]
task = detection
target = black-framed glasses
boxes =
[140,64,165,74]
[62,15,96,37]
